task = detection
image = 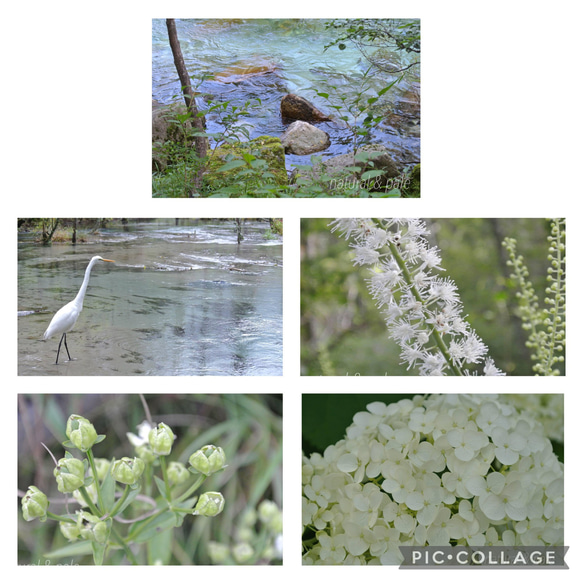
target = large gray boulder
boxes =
[281,121,331,155]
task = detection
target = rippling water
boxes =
[152,19,420,169]
[18,220,282,376]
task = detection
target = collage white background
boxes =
[5,0,582,580]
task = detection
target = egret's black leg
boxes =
[63,333,72,361]
[55,333,72,365]
[56,333,64,364]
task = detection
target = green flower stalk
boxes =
[149,422,175,456]
[192,491,225,516]
[503,218,566,375]
[189,445,227,476]
[65,414,99,452]
[54,456,86,493]
[111,457,145,486]
[21,486,49,522]
[330,218,504,376]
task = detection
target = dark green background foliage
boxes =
[301,218,559,376]
[302,393,414,455]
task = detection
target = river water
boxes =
[152,19,420,170]
[17,220,282,376]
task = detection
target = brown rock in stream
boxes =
[280,94,331,122]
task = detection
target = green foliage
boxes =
[324,18,421,56]
[312,67,404,155]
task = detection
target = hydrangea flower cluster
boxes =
[302,394,563,565]
[330,218,504,375]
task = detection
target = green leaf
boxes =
[112,485,140,517]
[91,542,106,566]
[100,464,116,511]
[45,540,93,559]
[147,527,174,566]
[218,159,246,172]
[153,475,167,499]
[360,169,386,181]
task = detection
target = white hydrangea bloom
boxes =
[302,394,563,565]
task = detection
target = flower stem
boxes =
[86,448,105,513]
[385,237,464,376]
[174,474,206,504]
[159,456,172,503]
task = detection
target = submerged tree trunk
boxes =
[166,18,208,196]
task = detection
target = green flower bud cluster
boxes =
[21,411,230,566]
[54,455,86,493]
[111,456,145,486]
[21,486,49,522]
[60,511,111,544]
[149,422,175,456]
[189,445,227,475]
[65,414,101,452]
[193,491,225,516]
[503,218,566,375]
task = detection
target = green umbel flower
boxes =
[21,486,49,522]
[54,456,86,493]
[111,456,145,485]
[148,422,175,456]
[192,491,225,516]
[78,511,111,544]
[60,520,81,542]
[66,414,99,452]
[189,445,227,476]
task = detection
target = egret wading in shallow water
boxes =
[43,256,115,364]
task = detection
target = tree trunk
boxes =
[166,18,208,196]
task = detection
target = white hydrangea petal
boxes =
[336,453,358,473]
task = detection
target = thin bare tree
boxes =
[166,18,208,195]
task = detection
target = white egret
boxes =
[43,256,115,364]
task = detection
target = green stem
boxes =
[174,474,206,504]
[46,511,76,523]
[384,235,464,376]
[107,485,131,518]
[86,449,105,513]
[78,485,102,517]
[159,456,172,503]
[124,507,166,543]
[109,525,139,565]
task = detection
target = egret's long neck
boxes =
[73,259,98,307]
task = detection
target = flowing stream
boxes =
[18,220,282,376]
[152,19,420,170]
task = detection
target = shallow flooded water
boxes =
[152,19,420,170]
[18,220,282,376]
